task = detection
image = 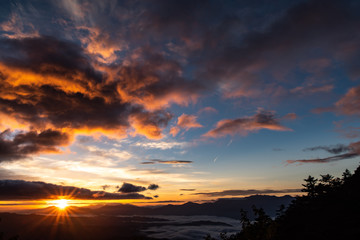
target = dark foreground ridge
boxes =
[205,165,360,240]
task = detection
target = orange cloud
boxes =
[0,36,206,143]
[169,127,180,137]
[170,114,203,137]
[130,111,172,140]
[204,110,291,138]
[177,114,203,130]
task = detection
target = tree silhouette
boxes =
[205,165,360,240]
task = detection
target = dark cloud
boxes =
[304,144,351,154]
[203,110,291,138]
[287,141,360,165]
[0,36,103,82]
[180,189,196,191]
[118,182,146,193]
[0,129,70,162]
[136,200,184,204]
[194,189,301,197]
[148,184,159,190]
[141,159,193,165]
[198,0,360,98]
[0,0,359,142]
[101,185,111,191]
[286,153,359,165]
[0,180,151,200]
[0,36,199,140]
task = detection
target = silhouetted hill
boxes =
[93,195,294,219]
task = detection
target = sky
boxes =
[0,0,360,210]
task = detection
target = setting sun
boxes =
[52,199,69,210]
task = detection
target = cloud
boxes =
[290,84,334,95]
[0,36,206,142]
[304,144,351,154]
[0,9,39,39]
[0,129,70,162]
[118,182,146,193]
[335,85,360,115]
[134,141,186,150]
[287,141,360,165]
[203,109,291,138]
[129,110,173,139]
[136,200,185,204]
[170,114,203,137]
[141,159,193,165]
[282,113,297,120]
[0,0,358,144]
[180,189,196,191]
[169,127,181,137]
[0,180,151,200]
[198,0,360,98]
[198,107,218,114]
[314,85,360,129]
[148,184,159,190]
[177,114,203,130]
[194,188,301,197]
[286,153,359,165]
[101,185,111,191]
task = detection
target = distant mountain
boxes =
[93,195,294,219]
[20,205,94,215]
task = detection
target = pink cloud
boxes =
[177,114,203,130]
[335,85,360,115]
[203,110,291,138]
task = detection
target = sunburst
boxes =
[51,199,69,210]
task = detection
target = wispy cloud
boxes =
[303,144,351,154]
[134,141,187,150]
[141,159,193,165]
[194,189,301,197]
[286,153,359,165]
[287,141,360,165]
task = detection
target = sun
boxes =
[52,199,69,210]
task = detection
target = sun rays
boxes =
[51,199,69,210]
